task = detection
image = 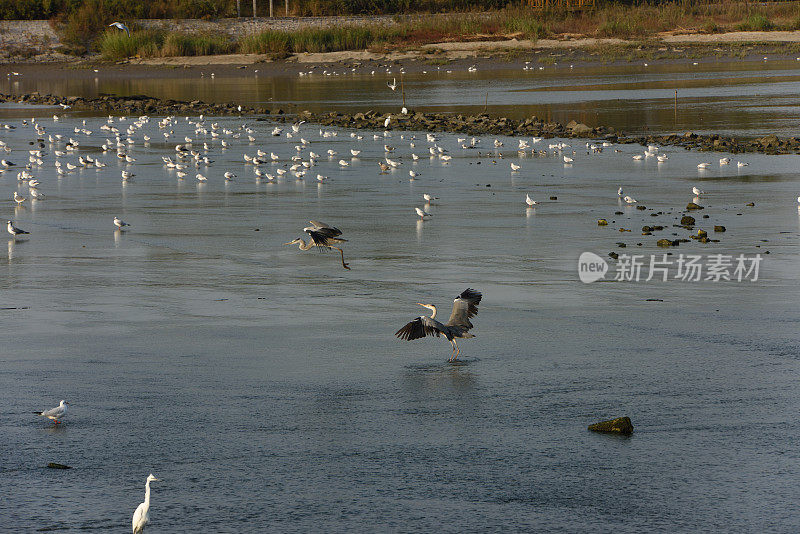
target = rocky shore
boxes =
[2,92,799,155]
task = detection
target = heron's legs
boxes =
[331,246,350,270]
[452,339,460,361]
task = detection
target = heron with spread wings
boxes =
[285,221,350,270]
[395,288,482,361]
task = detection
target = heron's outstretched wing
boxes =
[445,288,482,329]
[395,316,444,340]
[305,229,347,249]
[307,221,342,238]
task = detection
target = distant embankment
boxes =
[0,16,401,60]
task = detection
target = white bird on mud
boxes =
[415,207,432,219]
[34,400,68,423]
[623,195,637,204]
[525,194,538,207]
[108,22,130,36]
[132,474,160,534]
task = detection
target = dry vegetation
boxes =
[33,1,800,59]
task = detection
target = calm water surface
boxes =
[0,68,799,532]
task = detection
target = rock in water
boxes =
[588,417,634,435]
[47,462,72,469]
[686,202,704,210]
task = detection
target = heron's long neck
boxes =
[144,481,151,508]
[428,306,437,320]
[297,239,314,251]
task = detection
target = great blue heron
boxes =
[285,221,350,270]
[395,288,482,361]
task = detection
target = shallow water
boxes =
[1,105,799,532]
[5,58,800,137]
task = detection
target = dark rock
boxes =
[657,239,678,247]
[746,202,755,206]
[588,417,633,435]
[608,252,619,259]
[598,219,608,226]
[714,225,726,232]
[47,463,71,469]
[686,202,703,210]
[697,229,707,237]
[549,196,557,200]
[680,216,696,226]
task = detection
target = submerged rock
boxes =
[686,202,704,210]
[680,216,696,226]
[47,463,71,469]
[597,219,609,226]
[714,225,726,232]
[588,417,633,435]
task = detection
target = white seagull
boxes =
[525,194,538,207]
[114,217,130,230]
[387,78,397,91]
[7,220,29,236]
[692,186,704,196]
[34,400,68,423]
[623,195,637,204]
[415,207,432,219]
[108,22,130,36]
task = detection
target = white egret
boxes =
[132,474,160,534]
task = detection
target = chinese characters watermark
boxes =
[578,252,762,283]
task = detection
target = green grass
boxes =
[98,30,232,59]
[239,26,401,54]
[735,14,774,32]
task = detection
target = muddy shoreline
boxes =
[2,91,798,155]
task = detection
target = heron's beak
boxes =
[416,303,427,307]
[283,241,293,245]
[153,477,160,481]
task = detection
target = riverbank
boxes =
[3,92,798,155]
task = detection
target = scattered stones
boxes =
[697,229,707,237]
[635,205,646,210]
[680,215,696,226]
[588,417,633,435]
[597,219,608,226]
[714,225,726,232]
[47,463,71,469]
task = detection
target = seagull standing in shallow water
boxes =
[34,400,68,423]
[7,220,29,236]
[114,217,130,230]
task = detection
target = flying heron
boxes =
[285,221,350,270]
[395,288,482,361]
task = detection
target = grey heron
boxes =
[395,288,482,361]
[285,221,350,270]
[109,22,130,36]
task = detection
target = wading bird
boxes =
[34,399,68,423]
[132,474,159,534]
[285,221,350,270]
[395,288,482,362]
[114,217,130,230]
